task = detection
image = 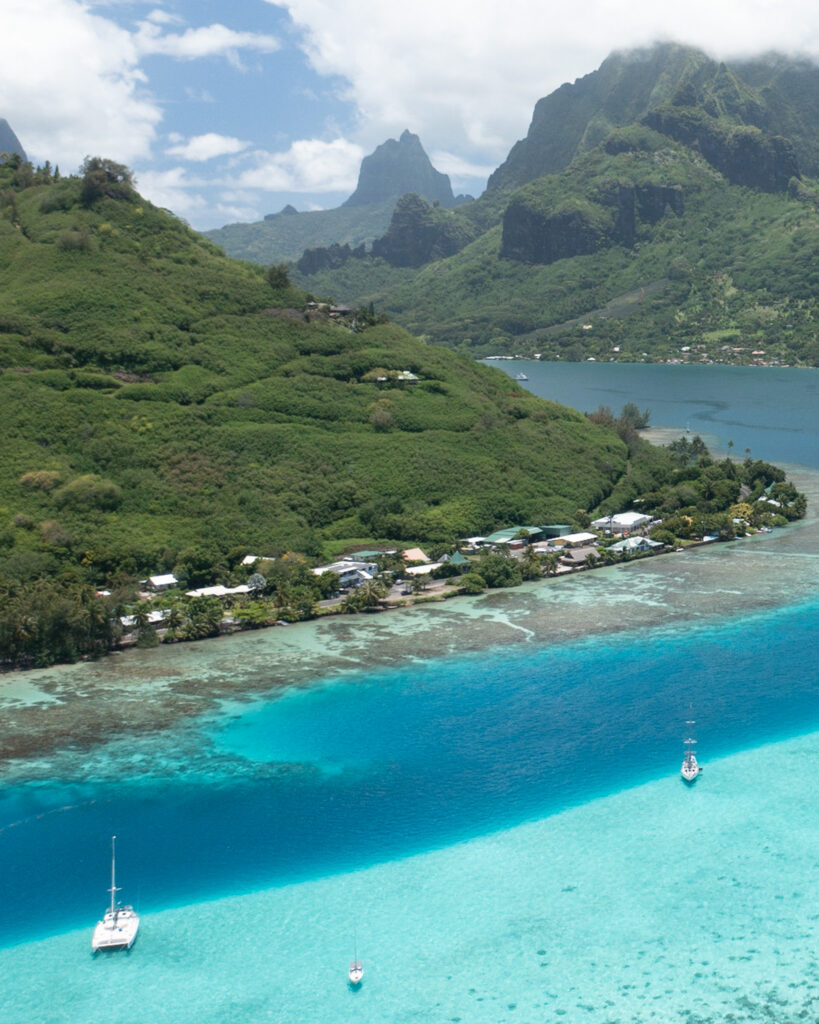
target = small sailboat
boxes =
[91,835,140,952]
[681,714,701,783]
[514,372,529,380]
[348,929,363,987]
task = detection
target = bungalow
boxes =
[342,549,396,561]
[591,511,652,534]
[185,584,252,598]
[442,550,471,569]
[240,554,276,566]
[312,560,377,588]
[608,537,664,555]
[459,536,486,552]
[550,532,598,548]
[483,526,544,546]
[120,609,169,629]
[402,547,431,563]
[147,573,178,591]
[405,563,442,576]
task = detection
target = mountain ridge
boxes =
[206,130,465,263]
[290,43,819,366]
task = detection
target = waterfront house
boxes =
[608,537,664,555]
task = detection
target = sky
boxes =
[3,0,819,232]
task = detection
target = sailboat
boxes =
[681,714,701,783]
[91,835,140,952]
[348,959,364,987]
[348,929,363,987]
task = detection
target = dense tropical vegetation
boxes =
[0,154,637,665]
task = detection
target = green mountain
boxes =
[291,44,819,366]
[206,130,467,264]
[0,155,633,589]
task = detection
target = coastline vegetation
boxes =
[0,158,806,669]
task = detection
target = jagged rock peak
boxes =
[0,118,27,162]
[343,129,455,208]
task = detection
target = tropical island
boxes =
[0,153,806,668]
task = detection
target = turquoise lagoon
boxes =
[0,367,817,1023]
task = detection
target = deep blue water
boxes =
[0,598,816,948]
[492,361,818,467]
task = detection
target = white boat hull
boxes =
[681,755,700,783]
[91,908,139,951]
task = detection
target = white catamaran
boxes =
[681,715,701,783]
[91,835,140,952]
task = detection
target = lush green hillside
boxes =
[291,45,819,366]
[0,156,633,591]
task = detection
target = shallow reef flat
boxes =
[3,731,819,1024]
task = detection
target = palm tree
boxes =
[356,579,388,609]
[542,552,560,576]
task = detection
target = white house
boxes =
[147,573,178,591]
[185,584,252,599]
[608,536,664,554]
[591,511,652,534]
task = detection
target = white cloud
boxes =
[135,166,209,217]
[0,1,282,172]
[145,8,182,27]
[134,20,280,63]
[237,137,364,193]
[2,0,159,168]
[167,133,249,161]
[271,0,819,164]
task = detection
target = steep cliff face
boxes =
[488,43,710,193]
[500,182,684,265]
[0,119,26,162]
[343,130,455,208]
[644,107,799,191]
[487,44,815,196]
[370,193,476,267]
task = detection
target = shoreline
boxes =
[0,462,815,781]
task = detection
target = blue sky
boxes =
[4,0,819,231]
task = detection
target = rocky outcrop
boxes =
[0,119,26,162]
[296,242,365,276]
[264,204,299,220]
[644,106,799,191]
[501,182,684,265]
[344,130,455,208]
[501,202,604,265]
[370,193,476,268]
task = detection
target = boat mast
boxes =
[109,835,121,918]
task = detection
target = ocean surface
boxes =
[0,365,817,1023]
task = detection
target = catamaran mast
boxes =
[109,835,121,918]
